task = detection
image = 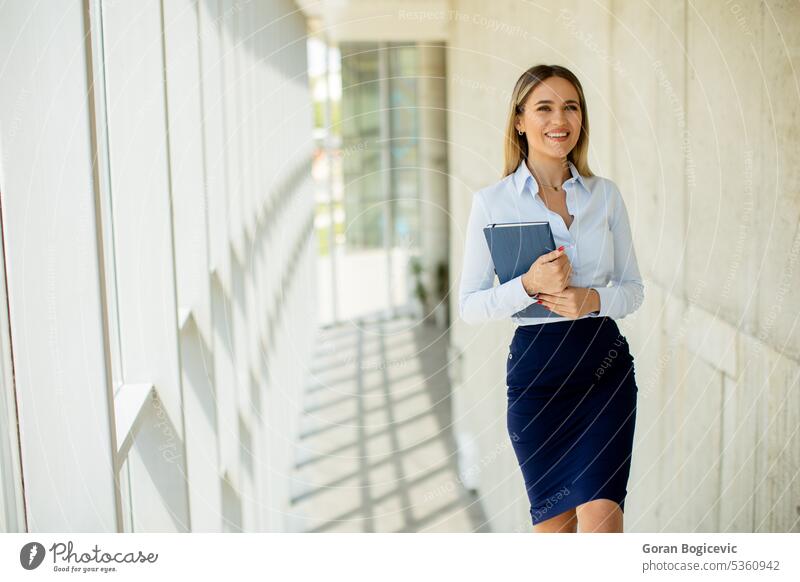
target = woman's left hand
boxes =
[536,286,600,319]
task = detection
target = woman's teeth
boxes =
[546,132,569,142]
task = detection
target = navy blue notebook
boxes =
[482,221,561,319]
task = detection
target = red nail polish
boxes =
[558,245,564,251]
[536,300,542,304]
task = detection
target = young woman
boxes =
[458,64,644,533]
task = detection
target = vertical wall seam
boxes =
[0,171,28,533]
[751,0,766,534]
[82,0,124,533]
[682,0,689,305]
[159,0,193,533]
[194,0,224,509]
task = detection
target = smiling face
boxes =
[515,76,582,161]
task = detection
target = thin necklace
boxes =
[527,161,568,191]
[537,180,563,190]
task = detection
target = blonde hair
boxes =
[503,64,594,179]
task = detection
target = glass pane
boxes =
[340,43,384,252]
[333,41,423,319]
[388,43,419,253]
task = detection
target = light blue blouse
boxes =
[458,159,644,326]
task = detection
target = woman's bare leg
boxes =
[532,508,578,533]
[575,499,623,532]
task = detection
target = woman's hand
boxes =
[536,286,600,319]
[521,246,572,295]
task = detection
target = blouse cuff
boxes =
[591,285,618,319]
[512,274,539,312]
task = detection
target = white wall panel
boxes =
[198,0,232,293]
[0,0,117,531]
[163,0,221,532]
[102,0,184,432]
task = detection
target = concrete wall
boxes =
[447,0,799,532]
[0,0,314,532]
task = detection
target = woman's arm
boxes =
[458,191,539,324]
[589,181,645,319]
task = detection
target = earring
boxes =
[518,130,524,136]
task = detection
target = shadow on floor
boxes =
[288,314,490,532]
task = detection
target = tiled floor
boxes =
[288,315,490,532]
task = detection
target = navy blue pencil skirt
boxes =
[506,316,638,526]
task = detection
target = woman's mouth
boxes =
[545,131,570,143]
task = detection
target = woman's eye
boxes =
[537,105,579,111]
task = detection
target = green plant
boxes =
[435,261,448,301]
[409,257,428,310]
